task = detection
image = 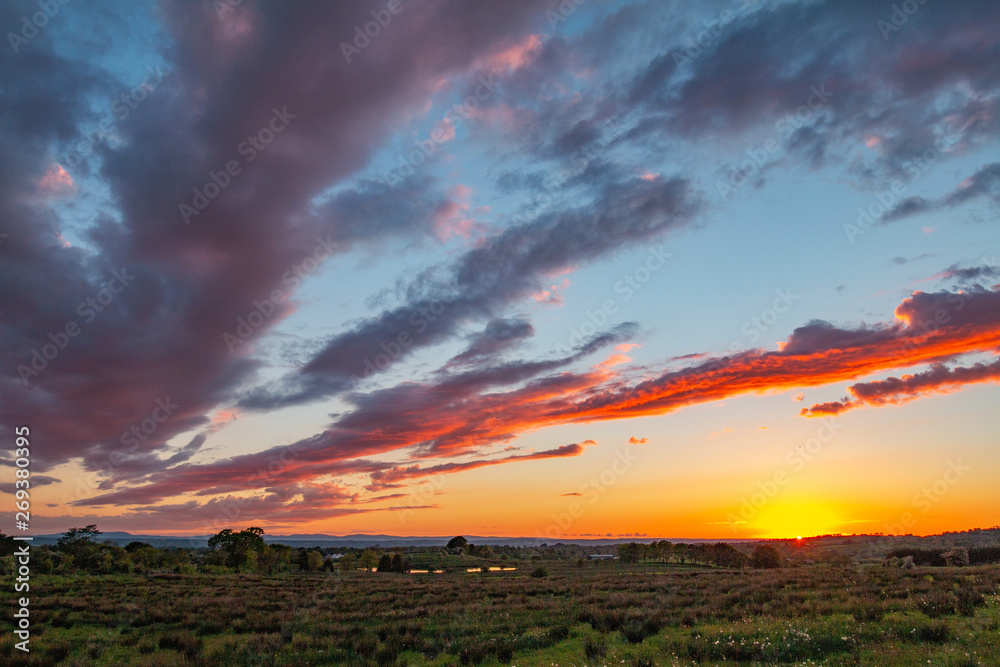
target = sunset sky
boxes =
[2,0,998,540]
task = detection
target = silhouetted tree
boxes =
[56,525,104,571]
[377,553,394,572]
[750,544,782,569]
[208,527,268,571]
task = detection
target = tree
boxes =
[750,544,782,569]
[446,536,468,551]
[0,532,15,557]
[57,525,104,571]
[124,541,153,553]
[377,553,394,572]
[943,547,970,567]
[208,527,268,571]
[260,544,291,574]
[390,553,410,573]
[339,552,357,573]
[307,550,325,571]
[359,549,378,572]
[57,524,102,550]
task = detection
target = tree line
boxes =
[616,541,782,569]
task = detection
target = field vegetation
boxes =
[2,528,999,665]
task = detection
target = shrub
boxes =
[954,583,985,616]
[158,630,203,659]
[916,620,950,643]
[851,597,885,622]
[584,636,607,660]
[531,566,548,578]
[459,643,489,665]
[917,589,956,618]
[495,638,515,662]
[750,545,781,569]
[621,617,663,643]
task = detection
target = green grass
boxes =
[1,563,998,665]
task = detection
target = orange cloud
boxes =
[80,287,1000,509]
[801,358,1000,416]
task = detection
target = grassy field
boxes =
[2,562,998,666]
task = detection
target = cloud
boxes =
[5,0,1000,531]
[0,0,559,475]
[78,286,1000,509]
[367,440,596,491]
[627,436,648,445]
[801,358,1000,417]
[237,174,700,410]
[880,163,1000,223]
[447,317,535,367]
[936,262,1000,286]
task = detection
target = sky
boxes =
[1,0,998,541]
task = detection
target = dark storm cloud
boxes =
[0,0,555,474]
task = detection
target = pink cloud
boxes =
[39,164,75,196]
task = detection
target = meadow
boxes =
[2,559,999,666]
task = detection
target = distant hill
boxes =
[27,527,999,550]
[26,531,757,548]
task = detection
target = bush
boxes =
[531,566,548,578]
[917,590,956,618]
[954,583,985,616]
[621,617,663,643]
[916,620,950,643]
[584,636,607,660]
